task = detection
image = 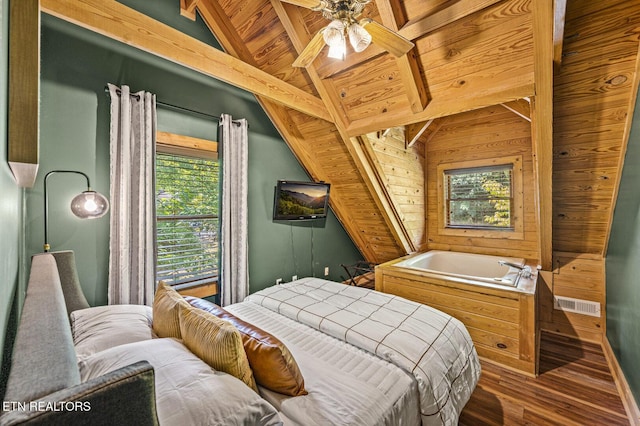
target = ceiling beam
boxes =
[501,98,532,122]
[179,0,199,20]
[40,0,332,122]
[405,119,433,149]
[531,0,554,270]
[376,0,429,113]
[346,77,535,136]
[399,0,503,46]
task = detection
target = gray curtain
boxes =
[107,84,157,305]
[220,113,249,306]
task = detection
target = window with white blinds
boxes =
[155,152,219,289]
[444,165,513,229]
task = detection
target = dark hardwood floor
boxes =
[459,332,630,425]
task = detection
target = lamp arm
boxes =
[43,170,92,252]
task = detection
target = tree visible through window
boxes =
[155,152,219,288]
[444,165,513,229]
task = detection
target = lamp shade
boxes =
[70,190,110,219]
[348,23,371,53]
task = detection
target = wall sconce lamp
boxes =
[43,170,110,252]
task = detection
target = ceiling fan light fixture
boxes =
[327,36,346,59]
[323,19,345,47]
[348,23,371,53]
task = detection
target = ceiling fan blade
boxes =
[279,0,325,10]
[360,19,414,57]
[292,30,326,68]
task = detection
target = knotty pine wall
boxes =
[425,104,539,262]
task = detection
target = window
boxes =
[155,147,220,291]
[445,165,513,229]
[437,156,523,240]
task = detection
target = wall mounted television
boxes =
[273,180,330,220]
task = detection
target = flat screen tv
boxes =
[273,180,330,220]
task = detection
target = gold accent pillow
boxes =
[152,281,190,339]
[185,296,307,396]
[179,306,258,392]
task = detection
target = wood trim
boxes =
[8,0,40,188]
[531,0,554,270]
[602,39,640,258]
[177,282,218,298]
[40,0,332,122]
[156,131,218,159]
[603,337,640,425]
[179,0,199,21]
[405,120,433,149]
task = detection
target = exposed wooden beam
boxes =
[40,0,332,122]
[377,0,429,113]
[531,0,554,270]
[8,0,40,188]
[179,0,199,21]
[405,119,433,149]
[553,0,567,68]
[399,0,503,44]
[194,0,254,60]
[268,0,350,128]
[501,98,532,122]
[346,78,535,136]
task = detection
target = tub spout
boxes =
[498,260,532,279]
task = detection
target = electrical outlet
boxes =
[324,266,329,276]
[276,278,283,285]
[292,275,298,281]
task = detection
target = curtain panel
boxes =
[107,84,157,305]
[220,114,249,306]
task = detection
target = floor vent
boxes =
[554,296,601,317]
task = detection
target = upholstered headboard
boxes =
[0,253,158,425]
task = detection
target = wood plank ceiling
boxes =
[183,0,554,265]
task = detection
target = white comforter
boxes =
[246,278,481,426]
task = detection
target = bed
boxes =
[226,277,481,426]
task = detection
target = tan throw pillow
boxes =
[179,306,258,392]
[185,296,307,396]
[152,281,190,339]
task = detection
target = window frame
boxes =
[155,131,220,298]
[436,155,524,240]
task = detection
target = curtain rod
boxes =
[104,86,241,125]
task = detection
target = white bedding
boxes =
[245,278,481,426]
[226,302,420,426]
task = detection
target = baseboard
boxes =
[603,337,640,425]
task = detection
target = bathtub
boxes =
[393,250,526,287]
[375,250,539,375]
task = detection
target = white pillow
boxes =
[71,304,154,360]
[79,338,282,426]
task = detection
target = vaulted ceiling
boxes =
[39,0,640,273]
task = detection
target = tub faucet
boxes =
[498,260,532,279]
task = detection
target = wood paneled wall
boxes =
[425,104,539,261]
[360,129,426,251]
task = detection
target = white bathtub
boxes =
[394,250,526,287]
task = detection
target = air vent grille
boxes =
[554,296,601,317]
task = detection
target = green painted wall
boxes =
[0,0,26,398]
[29,11,362,306]
[606,84,640,407]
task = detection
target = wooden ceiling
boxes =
[40,0,640,272]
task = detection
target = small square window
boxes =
[437,156,523,240]
[444,165,513,229]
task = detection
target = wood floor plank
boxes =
[459,331,630,425]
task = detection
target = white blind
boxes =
[155,152,220,288]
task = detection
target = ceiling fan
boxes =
[281,0,415,68]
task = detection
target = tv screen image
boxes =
[273,180,330,220]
